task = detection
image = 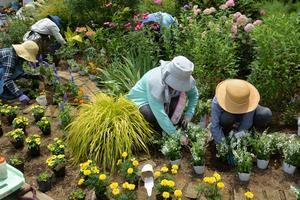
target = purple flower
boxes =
[59,102,64,110]
[63,93,68,102]
[54,67,60,80]
[38,55,43,62]
[183,4,190,10]
[42,61,49,67]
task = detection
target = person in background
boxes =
[210,79,272,164]
[0,41,42,104]
[127,56,199,135]
[142,12,177,33]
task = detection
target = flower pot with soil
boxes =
[190,136,206,175]
[161,135,182,167]
[37,117,51,135]
[68,189,86,200]
[198,172,224,200]
[233,147,252,182]
[47,138,65,155]
[31,105,45,122]
[8,157,24,172]
[26,134,41,157]
[283,162,296,175]
[6,129,25,149]
[37,172,52,192]
[1,105,18,125]
[282,139,300,175]
[46,154,66,177]
[12,116,29,132]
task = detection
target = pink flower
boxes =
[225,0,235,7]
[253,19,262,26]
[135,22,144,31]
[203,8,211,15]
[193,8,201,16]
[233,12,242,20]
[219,4,228,10]
[105,2,112,7]
[244,23,254,32]
[142,12,150,19]
[231,23,238,35]
[124,22,132,29]
[134,14,141,21]
[150,22,160,30]
[236,15,248,27]
[153,0,162,4]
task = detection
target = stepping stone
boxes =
[137,186,156,200]
[265,190,282,200]
[184,182,199,199]
[175,173,188,190]
[233,187,245,200]
[45,105,59,118]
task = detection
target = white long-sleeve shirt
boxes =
[24,18,65,44]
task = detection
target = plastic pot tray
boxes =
[0,164,25,199]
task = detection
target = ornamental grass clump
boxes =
[67,93,155,172]
[47,138,65,155]
[198,172,225,200]
[31,105,45,122]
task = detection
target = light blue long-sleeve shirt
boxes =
[210,96,255,144]
[127,70,199,135]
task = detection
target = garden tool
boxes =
[141,164,154,197]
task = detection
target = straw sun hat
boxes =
[216,79,260,114]
[12,41,39,63]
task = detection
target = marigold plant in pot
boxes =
[68,189,86,200]
[6,128,25,149]
[0,105,17,125]
[107,182,137,200]
[66,94,155,172]
[26,134,41,157]
[8,156,24,172]
[47,138,65,155]
[233,146,253,182]
[282,138,300,175]
[197,172,225,200]
[37,117,51,135]
[161,134,182,166]
[191,138,206,175]
[12,116,29,132]
[31,105,45,122]
[37,172,52,192]
[46,154,66,177]
[118,152,140,186]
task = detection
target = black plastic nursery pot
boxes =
[37,179,52,192]
[41,128,51,136]
[95,192,109,200]
[53,164,66,177]
[34,114,44,122]
[28,147,40,157]
[11,140,24,149]
[13,162,25,173]
[5,114,16,125]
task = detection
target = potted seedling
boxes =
[9,157,24,172]
[1,105,17,125]
[68,189,86,200]
[191,138,206,175]
[37,172,52,192]
[282,138,300,175]
[197,172,225,200]
[31,105,45,122]
[46,154,66,177]
[37,117,51,135]
[6,128,25,149]
[12,116,29,132]
[119,152,140,185]
[47,138,65,155]
[161,135,182,166]
[233,147,253,182]
[250,132,274,169]
[26,134,41,157]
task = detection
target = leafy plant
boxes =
[6,129,25,143]
[233,145,253,173]
[25,134,41,151]
[47,138,65,155]
[0,105,18,117]
[12,116,29,130]
[194,99,212,119]
[31,105,45,122]
[154,166,176,195]
[66,93,156,172]
[118,152,140,183]
[37,117,51,134]
[138,0,177,16]
[191,136,206,166]
[37,172,52,182]
[282,138,300,166]
[8,157,23,165]
[58,102,72,129]
[161,134,182,161]
[68,189,86,200]
[46,154,66,169]
[107,182,136,200]
[249,131,274,160]
[197,172,225,200]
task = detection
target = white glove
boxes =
[234,130,248,139]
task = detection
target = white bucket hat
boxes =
[164,56,195,92]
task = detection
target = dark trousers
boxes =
[139,96,179,132]
[220,105,272,135]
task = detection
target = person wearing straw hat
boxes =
[0,41,42,103]
[127,56,199,135]
[211,79,272,145]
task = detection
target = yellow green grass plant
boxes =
[67,93,155,172]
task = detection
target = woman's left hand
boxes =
[181,116,191,130]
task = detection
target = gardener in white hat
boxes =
[211,79,272,144]
[127,56,199,134]
[0,41,42,103]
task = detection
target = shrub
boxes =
[66,93,156,172]
[248,12,300,111]
[138,0,177,16]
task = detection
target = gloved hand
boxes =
[234,130,248,139]
[181,116,191,130]
[19,94,30,104]
[227,153,236,166]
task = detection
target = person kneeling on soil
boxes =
[0,41,42,104]
[211,79,272,164]
[127,56,199,135]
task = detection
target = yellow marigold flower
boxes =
[36,141,41,145]
[171,168,178,174]
[172,164,179,170]
[59,145,64,149]
[127,167,133,174]
[168,180,175,188]
[80,162,89,171]
[77,178,85,186]
[122,182,129,189]
[132,160,139,167]
[26,138,31,143]
[217,182,225,189]
[174,189,182,197]
[209,177,216,184]
[160,179,168,186]
[244,191,254,199]
[112,188,120,196]
[203,177,210,183]
[110,182,119,190]
[92,166,99,174]
[57,154,65,159]
[122,152,128,158]
[87,160,92,164]
[83,170,91,176]
[213,172,221,182]
[162,192,170,199]
[99,174,106,181]
[127,184,135,191]
[154,171,161,177]
[117,159,122,166]
[160,166,169,173]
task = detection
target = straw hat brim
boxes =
[216,79,260,114]
[12,44,38,63]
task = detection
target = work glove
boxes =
[19,94,30,104]
[234,130,248,139]
[227,153,236,166]
[181,116,191,130]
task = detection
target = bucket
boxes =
[257,159,269,170]
[283,162,296,175]
[193,165,205,175]
[238,172,250,182]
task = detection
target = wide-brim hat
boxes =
[216,79,260,114]
[12,41,39,63]
[164,56,195,92]
[48,15,62,28]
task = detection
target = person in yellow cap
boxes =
[0,41,42,103]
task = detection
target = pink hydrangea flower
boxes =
[219,4,228,10]
[244,23,254,32]
[233,12,242,20]
[226,0,235,7]
[153,0,162,4]
[231,23,238,35]
[236,15,248,27]
[203,8,211,15]
[253,19,263,26]
[210,7,216,13]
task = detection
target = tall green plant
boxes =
[66,93,155,172]
[138,0,177,16]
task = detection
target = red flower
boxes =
[142,12,150,19]
[134,22,143,31]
